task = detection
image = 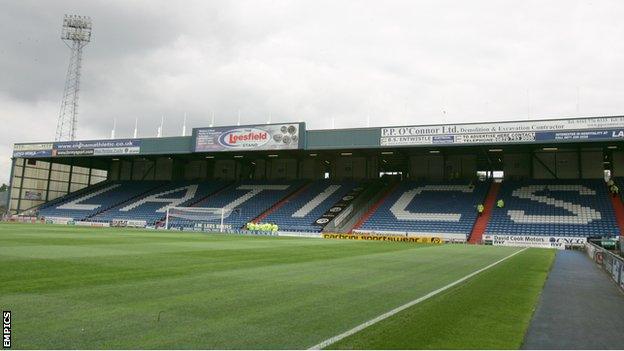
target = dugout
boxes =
[6,116,624,214]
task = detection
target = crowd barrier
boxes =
[585,242,624,292]
[322,233,442,243]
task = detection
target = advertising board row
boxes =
[381,116,624,147]
[75,221,110,227]
[13,123,306,158]
[13,117,624,158]
[483,234,587,249]
[323,233,442,243]
[13,139,142,158]
[111,219,147,228]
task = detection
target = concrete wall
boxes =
[410,155,444,181]
[504,153,531,179]
[8,158,106,214]
[580,151,604,179]
[213,160,238,180]
[268,158,298,180]
[613,151,624,177]
[334,157,366,180]
[444,155,476,179]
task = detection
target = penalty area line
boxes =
[308,247,529,350]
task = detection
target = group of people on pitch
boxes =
[246,222,279,232]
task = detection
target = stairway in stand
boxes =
[468,181,500,244]
[349,182,399,233]
[608,192,624,236]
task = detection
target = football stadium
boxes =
[3,2,624,350]
[2,117,624,349]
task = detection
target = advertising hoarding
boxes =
[13,139,142,158]
[193,123,305,152]
[484,234,587,249]
[381,116,624,147]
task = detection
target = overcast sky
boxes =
[2,0,624,184]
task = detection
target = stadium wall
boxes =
[7,158,107,214]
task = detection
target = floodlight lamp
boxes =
[61,14,92,43]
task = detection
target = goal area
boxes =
[164,207,233,232]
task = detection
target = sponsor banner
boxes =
[536,129,624,142]
[53,139,141,157]
[13,140,141,158]
[75,221,110,227]
[487,234,586,249]
[13,149,53,158]
[193,123,305,152]
[24,190,42,200]
[355,229,466,241]
[44,217,75,225]
[111,219,147,228]
[192,223,232,231]
[381,116,624,146]
[313,186,365,228]
[277,231,323,238]
[13,143,53,151]
[323,233,442,243]
[12,143,54,158]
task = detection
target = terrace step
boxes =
[468,181,500,244]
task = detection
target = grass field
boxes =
[0,223,555,349]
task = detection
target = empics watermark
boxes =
[2,311,10,349]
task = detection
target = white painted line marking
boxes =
[308,247,529,350]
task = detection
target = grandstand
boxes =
[353,180,489,239]
[485,180,619,238]
[5,117,624,247]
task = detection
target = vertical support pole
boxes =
[66,163,74,196]
[88,159,93,185]
[129,158,135,180]
[16,158,26,213]
[45,161,53,202]
[5,158,16,215]
[165,207,169,230]
[116,160,121,181]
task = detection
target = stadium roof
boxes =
[11,115,624,162]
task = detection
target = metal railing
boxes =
[585,242,624,292]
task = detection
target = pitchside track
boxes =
[0,223,554,349]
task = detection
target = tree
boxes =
[0,184,7,192]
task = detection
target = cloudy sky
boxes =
[2,0,624,183]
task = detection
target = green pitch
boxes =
[0,223,554,349]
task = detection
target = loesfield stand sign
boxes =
[193,123,305,152]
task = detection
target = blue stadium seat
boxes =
[262,180,363,232]
[90,181,229,225]
[356,180,488,236]
[38,181,165,221]
[169,180,305,230]
[485,179,619,237]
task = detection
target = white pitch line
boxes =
[308,247,529,350]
